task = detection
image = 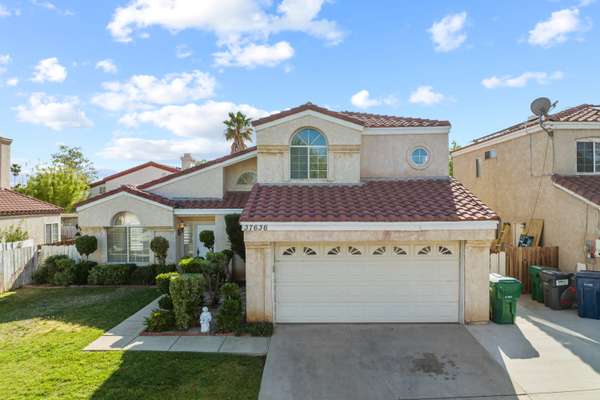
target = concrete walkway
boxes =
[84,296,269,355]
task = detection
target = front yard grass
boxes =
[0,287,264,400]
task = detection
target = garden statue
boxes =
[199,307,212,333]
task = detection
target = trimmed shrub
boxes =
[178,257,204,273]
[240,322,274,337]
[216,282,243,333]
[203,252,228,305]
[156,272,179,295]
[145,309,175,332]
[75,235,97,259]
[129,266,156,285]
[150,236,169,265]
[88,264,133,285]
[72,260,97,285]
[158,295,174,310]
[199,230,215,252]
[225,214,245,260]
[50,258,76,286]
[170,273,205,330]
[153,263,177,276]
[40,255,70,283]
[33,266,49,284]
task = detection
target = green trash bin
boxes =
[528,265,557,302]
[489,273,522,324]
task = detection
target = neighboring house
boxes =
[0,137,63,245]
[452,104,600,273]
[88,161,179,197]
[76,103,498,324]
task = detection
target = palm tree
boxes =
[224,111,253,154]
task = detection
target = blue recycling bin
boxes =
[576,271,600,319]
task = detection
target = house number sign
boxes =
[242,224,269,232]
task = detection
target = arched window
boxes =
[290,128,328,179]
[236,171,257,185]
[107,212,150,264]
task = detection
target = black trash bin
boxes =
[540,270,573,310]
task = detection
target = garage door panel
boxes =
[274,242,460,323]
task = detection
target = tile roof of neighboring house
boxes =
[552,174,600,206]
[75,184,249,210]
[252,102,451,128]
[138,146,257,189]
[90,161,180,188]
[240,178,498,223]
[457,104,600,152]
[0,189,63,216]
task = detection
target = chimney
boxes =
[180,153,196,170]
[0,137,12,189]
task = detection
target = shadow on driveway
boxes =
[260,324,523,400]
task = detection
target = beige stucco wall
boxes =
[78,193,175,228]
[224,157,257,191]
[0,214,61,245]
[148,167,223,199]
[453,128,600,272]
[361,133,449,178]
[256,114,363,183]
[89,166,175,197]
[0,139,11,189]
[243,229,495,323]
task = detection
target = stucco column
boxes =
[464,240,492,324]
[245,241,273,322]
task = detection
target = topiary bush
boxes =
[88,264,133,285]
[178,257,204,273]
[145,309,176,332]
[225,214,245,260]
[199,230,215,252]
[75,235,97,259]
[170,273,205,330]
[71,260,97,285]
[52,258,76,286]
[203,252,228,306]
[34,255,70,284]
[152,263,177,276]
[150,236,169,265]
[129,266,156,285]
[155,272,179,295]
[158,295,174,310]
[216,282,243,333]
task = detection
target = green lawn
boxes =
[0,287,264,400]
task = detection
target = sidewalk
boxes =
[84,296,269,355]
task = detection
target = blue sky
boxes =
[0,0,598,177]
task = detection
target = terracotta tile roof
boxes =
[252,102,450,128]
[240,178,498,223]
[90,161,179,188]
[138,146,257,189]
[76,185,249,210]
[457,104,600,152]
[0,189,63,216]
[552,174,600,206]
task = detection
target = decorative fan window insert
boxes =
[282,247,296,256]
[348,246,362,256]
[303,247,317,256]
[438,246,453,255]
[393,246,408,256]
[236,171,257,185]
[372,246,386,255]
[417,246,432,255]
[327,246,341,255]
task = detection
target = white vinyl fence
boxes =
[0,241,79,292]
[489,251,507,275]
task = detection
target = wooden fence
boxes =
[491,246,559,293]
[0,242,79,292]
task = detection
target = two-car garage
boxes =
[273,242,461,323]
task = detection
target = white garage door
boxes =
[274,242,460,323]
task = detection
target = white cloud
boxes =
[32,57,67,83]
[99,137,229,160]
[482,71,564,89]
[31,0,74,16]
[350,90,397,109]
[14,92,92,131]
[0,4,12,16]
[429,12,467,52]
[409,86,445,105]
[175,44,193,59]
[0,53,10,74]
[95,59,118,74]
[91,70,216,111]
[119,100,268,137]
[214,41,294,68]
[5,77,18,86]
[528,8,585,47]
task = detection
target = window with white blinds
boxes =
[44,223,59,244]
[107,227,150,263]
[183,224,194,257]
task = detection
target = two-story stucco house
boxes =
[76,103,498,324]
[452,104,600,273]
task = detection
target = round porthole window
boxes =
[410,147,430,168]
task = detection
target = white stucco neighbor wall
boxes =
[148,167,224,199]
[89,166,175,197]
[0,214,61,245]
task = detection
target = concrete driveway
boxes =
[259,324,523,400]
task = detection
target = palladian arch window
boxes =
[290,128,328,179]
[236,171,257,185]
[107,212,151,264]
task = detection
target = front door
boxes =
[194,224,214,257]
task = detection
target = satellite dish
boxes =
[530,97,552,117]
